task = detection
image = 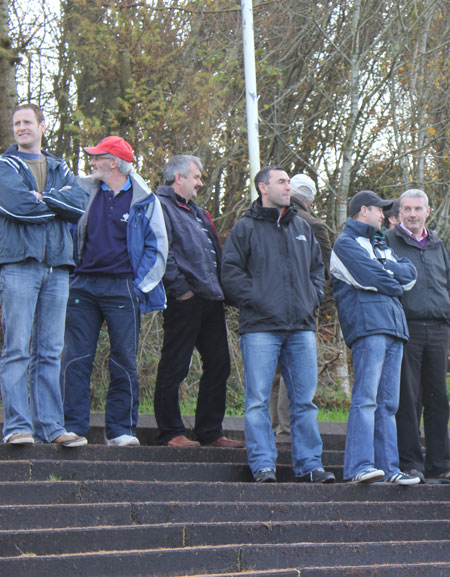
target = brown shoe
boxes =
[52,433,87,448]
[5,432,34,445]
[206,436,244,448]
[167,435,200,447]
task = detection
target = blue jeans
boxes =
[344,334,403,480]
[61,275,140,440]
[240,330,323,478]
[0,261,68,442]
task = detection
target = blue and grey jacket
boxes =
[0,145,88,267]
[78,172,168,313]
[331,218,417,347]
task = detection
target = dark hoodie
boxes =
[221,199,325,334]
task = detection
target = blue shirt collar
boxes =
[101,176,132,193]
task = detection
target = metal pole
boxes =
[241,0,260,201]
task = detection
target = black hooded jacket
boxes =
[221,199,325,334]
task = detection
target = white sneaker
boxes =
[385,471,421,485]
[351,467,385,483]
[106,434,140,447]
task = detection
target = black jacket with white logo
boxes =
[222,199,325,334]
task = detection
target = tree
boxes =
[0,0,18,149]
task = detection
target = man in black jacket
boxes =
[221,166,334,483]
[154,155,242,448]
[385,188,450,483]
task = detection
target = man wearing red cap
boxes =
[0,103,88,447]
[60,136,168,446]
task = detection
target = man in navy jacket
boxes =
[154,155,241,448]
[0,103,88,447]
[331,190,420,484]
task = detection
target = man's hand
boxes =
[177,290,194,301]
[33,191,44,201]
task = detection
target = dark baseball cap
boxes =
[349,190,393,217]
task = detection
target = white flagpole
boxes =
[241,0,260,201]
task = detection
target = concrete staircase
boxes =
[0,415,449,576]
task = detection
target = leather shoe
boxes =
[404,469,425,484]
[426,470,450,484]
[167,435,200,447]
[206,436,244,448]
[296,469,335,483]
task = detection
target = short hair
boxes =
[383,199,400,228]
[13,103,45,124]
[400,188,429,208]
[164,155,202,185]
[254,166,285,197]
[99,153,133,175]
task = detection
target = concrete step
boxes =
[1,479,447,506]
[0,413,349,450]
[0,416,446,576]
[0,444,344,465]
[0,459,343,482]
[1,520,449,557]
[2,499,449,530]
[0,540,449,577]
[188,566,450,577]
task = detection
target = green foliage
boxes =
[88,306,351,419]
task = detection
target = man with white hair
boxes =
[61,136,168,446]
[270,173,331,445]
[385,189,450,483]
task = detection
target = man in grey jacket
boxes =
[222,166,334,483]
[385,189,450,483]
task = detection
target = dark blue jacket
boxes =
[221,200,325,334]
[156,185,224,300]
[0,145,88,267]
[78,173,168,313]
[331,219,417,347]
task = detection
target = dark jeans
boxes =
[396,321,450,476]
[61,276,140,440]
[154,296,230,444]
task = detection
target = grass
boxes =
[139,383,350,422]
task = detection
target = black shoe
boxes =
[296,469,335,483]
[254,469,277,483]
[404,469,425,484]
[426,470,450,484]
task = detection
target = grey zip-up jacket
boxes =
[385,225,450,323]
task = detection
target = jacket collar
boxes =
[246,198,296,224]
[343,217,377,240]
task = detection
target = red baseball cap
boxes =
[84,135,135,162]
